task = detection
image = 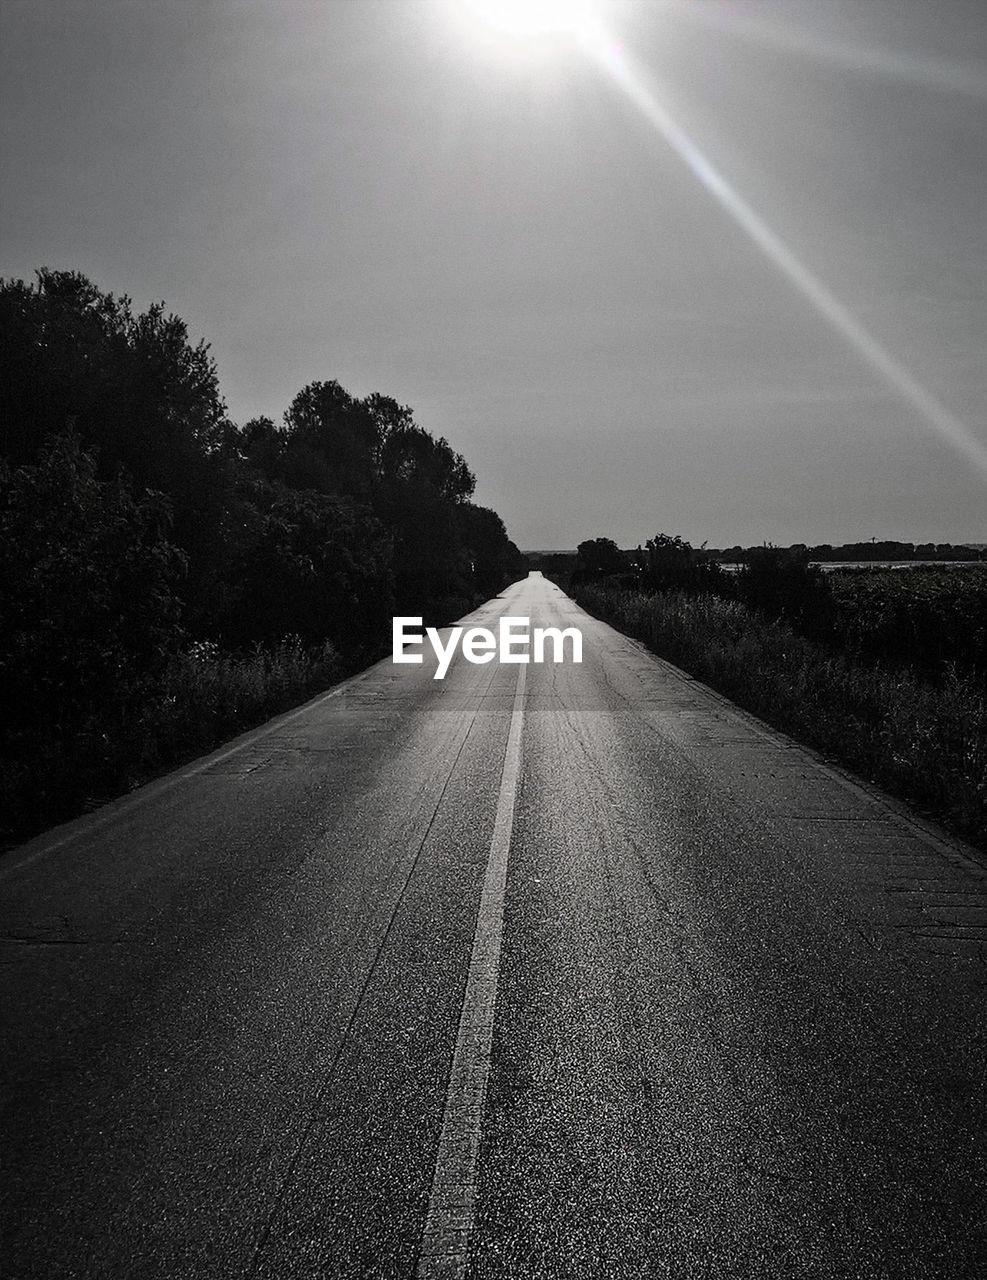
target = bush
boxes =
[736,545,833,634]
[642,533,728,596]
[136,636,340,769]
[826,566,987,677]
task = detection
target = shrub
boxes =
[642,533,728,596]
[736,545,833,634]
[826,566,987,677]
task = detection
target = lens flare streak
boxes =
[587,31,987,479]
[659,1,987,101]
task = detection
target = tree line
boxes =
[711,540,984,563]
[0,268,523,836]
[560,534,986,678]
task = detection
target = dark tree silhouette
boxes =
[0,269,234,627]
[281,380,378,496]
[222,478,393,649]
[642,533,725,595]
[0,432,185,818]
[458,504,524,599]
[737,546,831,632]
[575,537,627,580]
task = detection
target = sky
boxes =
[1,0,986,550]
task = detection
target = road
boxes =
[2,572,986,1279]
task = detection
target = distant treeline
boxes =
[555,535,987,677]
[0,268,524,838]
[710,540,985,563]
[530,538,984,576]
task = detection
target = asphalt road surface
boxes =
[3,573,986,1279]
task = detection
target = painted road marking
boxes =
[247,661,503,1274]
[417,664,526,1278]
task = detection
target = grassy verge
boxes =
[0,636,344,848]
[575,584,987,852]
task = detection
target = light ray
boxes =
[656,1,987,100]
[583,27,987,480]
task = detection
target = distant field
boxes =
[819,560,985,568]
[528,552,985,570]
[715,560,984,573]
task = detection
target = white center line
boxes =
[416,664,527,1278]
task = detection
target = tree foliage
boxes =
[459,504,523,599]
[223,479,393,649]
[575,537,627,580]
[0,432,185,741]
[0,268,234,626]
[237,376,482,622]
[641,533,726,595]
[736,545,831,633]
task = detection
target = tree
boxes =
[458,503,524,598]
[221,478,393,650]
[575,537,627,579]
[239,415,286,482]
[377,421,475,504]
[737,545,831,632]
[278,380,381,497]
[642,533,725,594]
[373,421,475,618]
[0,269,234,627]
[0,431,185,743]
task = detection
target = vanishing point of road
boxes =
[2,573,985,1278]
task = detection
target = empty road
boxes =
[2,572,986,1278]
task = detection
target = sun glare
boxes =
[462,0,598,44]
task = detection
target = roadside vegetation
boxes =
[0,268,524,843]
[552,537,987,850]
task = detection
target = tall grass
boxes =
[0,636,340,845]
[135,637,340,766]
[576,585,987,850]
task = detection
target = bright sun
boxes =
[461,0,598,44]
